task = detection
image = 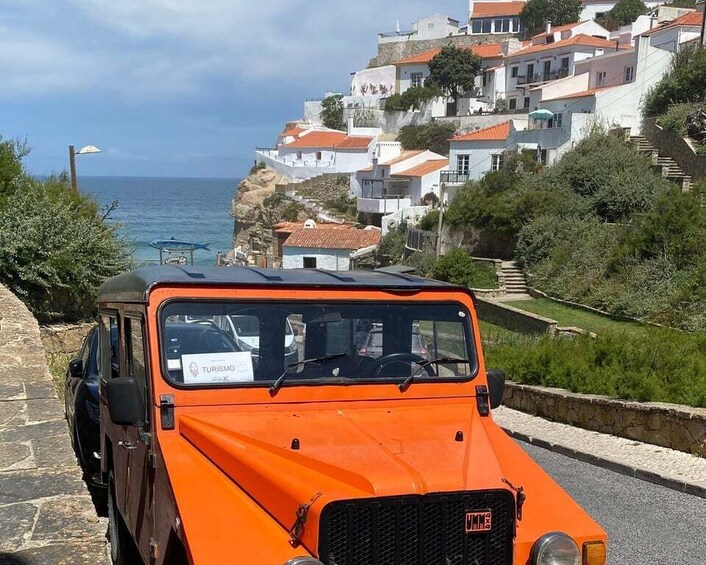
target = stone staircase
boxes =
[630,135,692,191]
[286,182,348,224]
[501,261,530,297]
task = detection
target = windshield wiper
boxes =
[398,357,472,392]
[269,353,347,396]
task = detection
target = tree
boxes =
[0,136,29,203]
[398,123,457,155]
[426,46,481,108]
[602,0,647,30]
[520,0,582,33]
[320,94,345,130]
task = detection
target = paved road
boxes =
[521,442,706,565]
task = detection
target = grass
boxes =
[504,298,646,335]
[47,353,70,402]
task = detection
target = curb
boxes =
[502,427,706,500]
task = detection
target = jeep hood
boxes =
[175,401,510,553]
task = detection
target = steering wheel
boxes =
[364,352,435,378]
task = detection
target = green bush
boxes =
[418,210,440,231]
[0,178,132,322]
[431,249,499,288]
[378,223,407,264]
[403,252,437,277]
[249,161,266,175]
[484,328,706,408]
[656,103,698,137]
[398,123,457,155]
[643,44,706,116]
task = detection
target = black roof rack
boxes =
[97,266,462,304]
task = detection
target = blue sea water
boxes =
[80,176,240,266]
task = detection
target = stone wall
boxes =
[503,381,706,457]
[643,118,706,181]
[370,34,517,68]
[40,323,94,357]
[475,297,557,334]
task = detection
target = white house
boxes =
[282,225,381,271]
[503,34,632,111]
[468,1,526,35]
[641,10,704,52]
[529,20,609,45]
[378,14,462,44]
[449,121,516,182]
[256,122,380,181]
[581,0,664,22]
[355,147,449,222]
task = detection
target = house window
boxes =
[411,72,424,88]
[543,60,551,81]
[561,57,570,71]
[303,257,317,269]
[457,154,470,175]
[527,63,534,80]
[523,96,530,109]
[509,98,517,110]
[512,18,520,32]
[502,18,510,32]
[491,154,504,171]
[539,149,548,165]
[494,19,502,32]
[482,73,488,87]
[596,71,607,86]
[624,66,634,82]
[297,151,303,160]
[555,112,563,128]
[511,66,519,78]
[472,20,482,34]
[481,19,491,33]
[316,151,322,161]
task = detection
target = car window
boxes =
[100,314,120,380]
[126,317,150,423]
[160,302,476,388]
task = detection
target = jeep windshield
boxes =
[160,301,476,388]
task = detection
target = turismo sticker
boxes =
[181,352,255,384]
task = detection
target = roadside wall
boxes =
[503,381,706,457]
[40,323,94,356]
[643,118,706,181]
[475,297,557,334]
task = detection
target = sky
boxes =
[0,1,469,179]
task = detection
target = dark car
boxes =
[64,325,103,486]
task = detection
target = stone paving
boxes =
[0,285,108,564]
[494,406,706,498]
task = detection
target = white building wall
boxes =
[449,140,510,181]
[414,14,460,40]
[397,63,431,94]
[575,50,638,89]
[351,65,397,97]
[282,248,352,271]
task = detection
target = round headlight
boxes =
[531,532,581,565]
[283,559,324,565]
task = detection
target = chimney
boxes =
[546,20,552,35]
[501,38,522,56]
[347,117,354,135]
[615,40,620,51]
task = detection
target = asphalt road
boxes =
[520,442,706,565]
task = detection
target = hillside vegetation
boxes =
[0,136,131,322]
[440,127,706,330]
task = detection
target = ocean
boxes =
[80,176,240,266]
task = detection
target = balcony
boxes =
[358,197,412,214]
[440,171,471,185]
[516,69,569,86]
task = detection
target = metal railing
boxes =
[440,171,471,184]
[407,228,438,254]
[516,69,569,85]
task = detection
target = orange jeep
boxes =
[98,266,607,565]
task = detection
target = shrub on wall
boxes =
[431,249,499,289]
[398,123,457,156]
[0,178,132,322]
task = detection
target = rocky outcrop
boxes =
[230,168,308,258]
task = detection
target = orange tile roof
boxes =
[642,11,703,36]
[336,136,376,149]
[281,126,306,138]
[284,131,373,149]
[471,1,525,18]
[531,21,585,39]
[392,159,449,178]
[283,228,381,250]
[508,34,629,57]
[451,121,511,142]
[396,43,503,65]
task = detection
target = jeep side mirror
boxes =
[68,359,84,378]
[487,369,505,409]
[106,378,144,427]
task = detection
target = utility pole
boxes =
[68,145,78,190]
[436,182,445,258]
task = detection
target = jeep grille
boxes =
[318,490,515,565]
